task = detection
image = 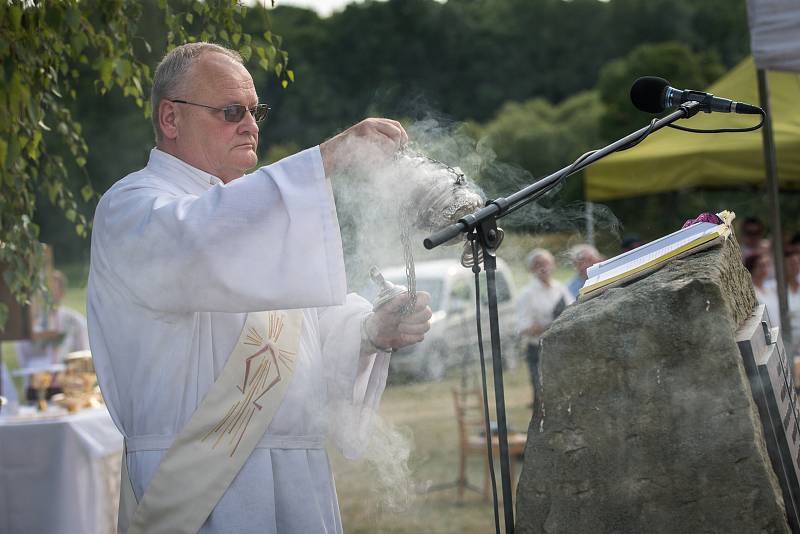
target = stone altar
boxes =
[515,238,790,533]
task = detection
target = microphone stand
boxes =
[423,101,703,534]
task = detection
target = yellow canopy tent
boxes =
[585,57,800,201]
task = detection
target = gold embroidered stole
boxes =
[118,310,303,534]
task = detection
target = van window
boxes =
[386,276,444,311]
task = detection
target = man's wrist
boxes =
[360,313,391,354]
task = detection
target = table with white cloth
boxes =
[0,407,123,534]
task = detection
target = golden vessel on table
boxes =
[52,350,104,413]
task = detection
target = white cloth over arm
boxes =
[319,294,391,460]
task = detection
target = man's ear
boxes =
[159,100,179,140]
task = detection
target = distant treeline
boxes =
[41,0,751,262]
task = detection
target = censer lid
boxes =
[369,266,408,311]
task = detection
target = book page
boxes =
[584,223,726,290]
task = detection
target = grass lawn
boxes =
[332,367,532,533]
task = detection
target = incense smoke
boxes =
[325,116,620,523]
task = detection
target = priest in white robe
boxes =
[88,42,430,533]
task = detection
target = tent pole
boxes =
[756,68,791,348]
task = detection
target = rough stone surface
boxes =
[515,238,790,533]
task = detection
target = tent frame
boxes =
[757,69,791,346]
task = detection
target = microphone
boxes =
[630,76,762,115]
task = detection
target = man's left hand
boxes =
[364,291,432,352]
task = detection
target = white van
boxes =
[369,258,518,381]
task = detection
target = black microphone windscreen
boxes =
[630,76,670,113]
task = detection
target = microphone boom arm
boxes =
[424,101,703,250]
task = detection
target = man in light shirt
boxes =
[516,249,574,406]
[566,243,603,299]
[88,42,431,533]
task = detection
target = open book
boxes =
[579,210,735,300]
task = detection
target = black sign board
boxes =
[737,304,800,533]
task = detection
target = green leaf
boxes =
[80,184,94,202]
[113,58,133,80]
[9,6,22,31]
[97,59,113,88]
[185,13,194,24]
[65,209,76,222]
[281,79,288,89]
[70,32,88,56]
[75,156,87,167]
[64,6,80,31]
[0,138,7,170]
[287,70,295,83]
[48,181,62,204]
[232,33,241,45]
[239,45,252,62]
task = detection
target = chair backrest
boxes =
[452,387,488,446]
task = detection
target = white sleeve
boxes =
[63,308,90,352]
[318,293,391,459]
[91,147,346,313]
[515,288,529,331]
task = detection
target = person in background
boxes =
[791,234,800,284]
[744,252,780,329]
[785,247,800,359]
[739,217,768,260]
[620,234,643,253]
[566,244,603,299]
[516,248,574,406]
[15,270,89,401]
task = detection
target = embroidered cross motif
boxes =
[202,312,296,457]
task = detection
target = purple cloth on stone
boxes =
[682,212,723,229]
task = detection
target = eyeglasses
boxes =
[169,99,270,123]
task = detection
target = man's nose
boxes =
[238,110,259,136]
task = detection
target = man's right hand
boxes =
[319,118,408,177]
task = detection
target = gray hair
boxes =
[526,248,553,270]
[569,243,600,262]
[150,42,243,142]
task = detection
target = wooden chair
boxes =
[452,387,527,501]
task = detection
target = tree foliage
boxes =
[0,0,289,327]
[596,41,725,141]
[476,91,605,188]
[261,0,749,149]
[4,0,753,312]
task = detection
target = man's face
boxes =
[575,252,600,278]
[742,222,763,245]
[532,256,554,282]
[168,53,260,183]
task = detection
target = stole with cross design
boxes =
[118,310,303,534]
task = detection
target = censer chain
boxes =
[399,206,417,316]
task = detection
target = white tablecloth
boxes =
[0,407,123,534]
